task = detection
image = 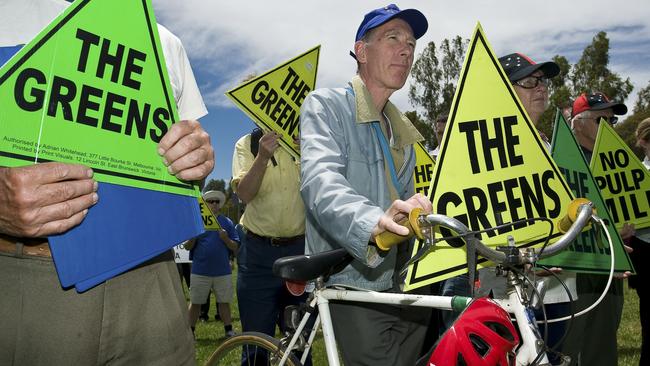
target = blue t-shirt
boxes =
[190,215,239,277]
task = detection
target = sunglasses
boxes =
[513,75,549,89]
[577,116,618,125]
[206,200,221,204]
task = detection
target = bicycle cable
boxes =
[535,216,615,322]
[535,265,575,361]
[529,216,615,365]
[511,265,549,366]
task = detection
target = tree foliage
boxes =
[634,81,650,114]
[409,31,641,152]
[404,110,431,148]
[204,178,226,193]
[408,36,468,150]
[571,32,634,101]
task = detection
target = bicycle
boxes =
[207,200,613,365]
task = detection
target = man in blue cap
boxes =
[300,4,432,365]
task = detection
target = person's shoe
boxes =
[225,330,236,338]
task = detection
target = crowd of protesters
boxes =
[2,1,648,366]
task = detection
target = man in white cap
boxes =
[185,190,239,338]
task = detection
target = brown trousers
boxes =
[0,251,195,366]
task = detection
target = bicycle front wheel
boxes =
[205,331,302,366]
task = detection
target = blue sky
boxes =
[152,0,650,184]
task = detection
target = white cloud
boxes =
[153,0,650,115]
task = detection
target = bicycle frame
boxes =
[279,278,552,366]
[272,203,598,366]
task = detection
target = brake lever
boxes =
[399,216,437,277]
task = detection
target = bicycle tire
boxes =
[205,331,302,366]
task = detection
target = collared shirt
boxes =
[231,134,305,238]
[300,75,423,291]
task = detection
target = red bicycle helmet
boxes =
[427,297,519,366]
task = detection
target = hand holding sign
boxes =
[158,119,214,181]
[258,131,281,160]
[0,162,98,237]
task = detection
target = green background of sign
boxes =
[0,0,196,197]
[539,112,634,273]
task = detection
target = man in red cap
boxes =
[565,91,632,366]
[300,4,432,365]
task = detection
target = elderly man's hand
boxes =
[258,131,280,160]
[371,193,432,240]
[0,163,98,238]
[158,120,214,181]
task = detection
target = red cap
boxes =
[572,92,627,117]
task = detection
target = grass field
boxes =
[189,280,642,365]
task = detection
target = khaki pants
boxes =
[0,251,195,366]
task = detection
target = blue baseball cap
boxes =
[354,4,428,42]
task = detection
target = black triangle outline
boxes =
[408,27,574,286]
[0,0,190,190]
[226,45,321,158]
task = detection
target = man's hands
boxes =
[218,229,230,242]
[158,120,214,181]
[236,131,280,204]
[0,120,212,238]
[0,163,98,238]
[258,131,280,159]
[371,193,432,241]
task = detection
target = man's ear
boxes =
[354,41,367,64]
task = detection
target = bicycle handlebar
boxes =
[422,200,595,265]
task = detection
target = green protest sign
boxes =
[0,0,195,197]
[539,111,634,273]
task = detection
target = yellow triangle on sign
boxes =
[226,46,320,159]
[413,142,435,197]
[404,23,575,291]
[590,121,650,230]
[198,196,221,231]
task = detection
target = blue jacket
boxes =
[300,75,423,291]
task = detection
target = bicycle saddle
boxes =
[272,248,353,282]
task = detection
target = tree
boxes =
[204,178,226,193]
[404,111,432,148]
[409,36,468,150]
[634,81,650,114]
[571,31,633,101]
[615,84,650,159]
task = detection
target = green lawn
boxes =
[188,279,642,365]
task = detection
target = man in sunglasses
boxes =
[500,52,559,145]
[571,92,626,151]
[565,92,631,366]
[185,190,239,339]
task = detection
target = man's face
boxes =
[356,18,416,92]
[206,198,221,212]
[572,109,615,150]
[513,71,549,124]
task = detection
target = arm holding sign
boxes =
[235,131,279,204]
[0,163,98,238]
